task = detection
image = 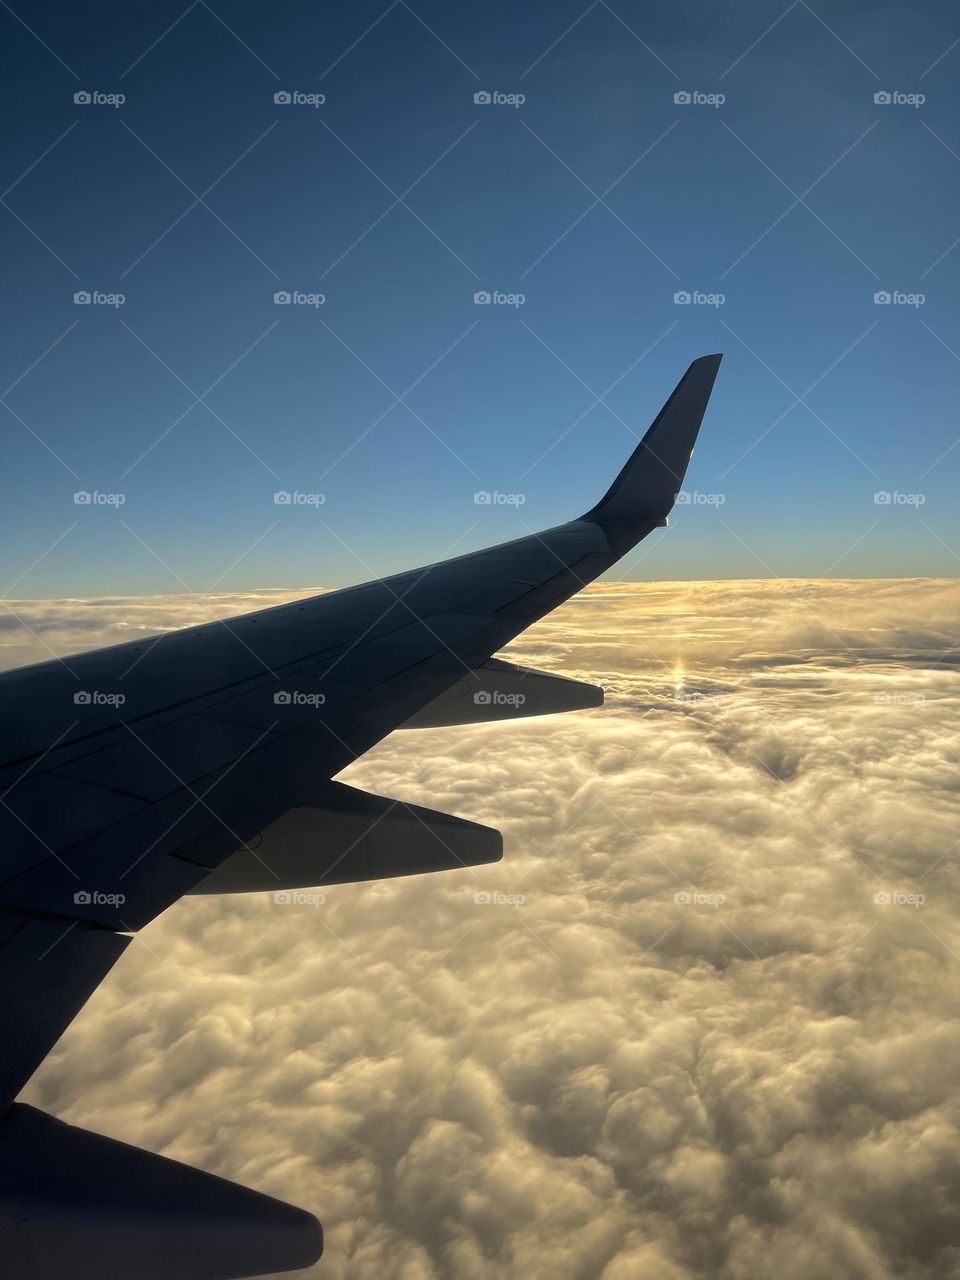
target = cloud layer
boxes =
[11,578,960,1279]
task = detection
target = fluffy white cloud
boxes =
[11,578,960,1279]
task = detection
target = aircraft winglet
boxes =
[583,353,722,548]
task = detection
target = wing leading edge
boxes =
[0,354,722,1279]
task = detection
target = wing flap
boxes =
[189,780,502,894]
[402,658,602,728]
[0,1104,322,1280]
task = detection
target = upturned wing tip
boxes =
[583,354,723,545]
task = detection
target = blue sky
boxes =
[2,0,959,596]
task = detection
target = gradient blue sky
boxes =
[2,0,959,597]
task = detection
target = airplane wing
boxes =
[0,354,721,1279]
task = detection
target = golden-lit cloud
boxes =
[11,578,960,1279]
